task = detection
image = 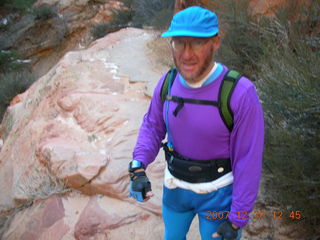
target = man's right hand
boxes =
[129,169,153,202]
[212,220,240,239]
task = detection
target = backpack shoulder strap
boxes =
[218,70,242,131]
[160,67,177,103]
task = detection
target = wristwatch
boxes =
[128,160,145,173]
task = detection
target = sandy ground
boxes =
[104,29,169,98]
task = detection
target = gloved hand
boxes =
[213,220,240,240]
[129,171,152,202]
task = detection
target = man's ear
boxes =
[212,35,221,51]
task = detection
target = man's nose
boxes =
[181,42,194,59]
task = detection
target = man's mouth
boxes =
[181,63,197,71]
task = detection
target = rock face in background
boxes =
[0,0,124,78]
[248,0,310,16]
[0,0,309,78]
[174,0,309,17]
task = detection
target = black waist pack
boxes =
[162,142,232,183]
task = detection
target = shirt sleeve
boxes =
[228,79,265,227]
[132,75,167,168]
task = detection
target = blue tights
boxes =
[162,184,242,240]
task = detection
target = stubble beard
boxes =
[173,48,214,83]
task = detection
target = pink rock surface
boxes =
[0,28,168,239]
[74,196,138,240]
[2,195,69,240]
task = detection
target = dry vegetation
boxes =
[146,35,173,68]
[143,1,320,238]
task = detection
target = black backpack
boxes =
[160,67,242,131]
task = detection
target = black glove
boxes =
[129,171,152,202]
[217,220,240,240]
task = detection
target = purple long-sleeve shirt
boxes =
[133,65,264,227]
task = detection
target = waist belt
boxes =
[162,142,232,183]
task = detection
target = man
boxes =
[129,6,264,240]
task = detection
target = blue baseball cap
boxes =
[161,6,219,38]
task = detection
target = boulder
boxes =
[2,193,164,240]
[0,28,168,239]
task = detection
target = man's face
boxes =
[171,36,220,83]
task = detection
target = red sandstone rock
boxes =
[0,28,168,240]
[2,195,69,240]
[74,196,138,240]
[249,0,309,17]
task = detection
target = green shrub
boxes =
[131,0,174,29]
[111,7,133,26]
[0,21,9,32]
[0,70,35,120]
[91,0,174,39]
[211,0,320,236]
[148,7,174,30]
[0,50,24,73]
[212,0,266,80]
[89,0,108,3]
[255,4,320,234]
[1,0,36,12]
[91,22,112,40]
[91,8,132,40]
[32,3,57,20]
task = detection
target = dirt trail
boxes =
[104,28,169,97]
[101,27,204,239]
